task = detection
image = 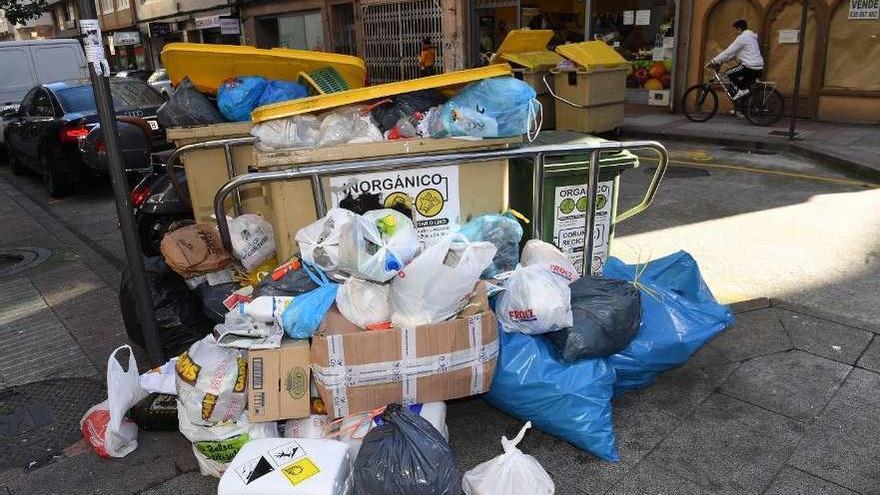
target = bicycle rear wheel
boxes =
[682,85,719,122]
[746,87,784,126]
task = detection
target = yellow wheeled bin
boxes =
[551,41,630,134]
[489,29,564,130]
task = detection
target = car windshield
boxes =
[147,69,168,83]
[56,81,165,113]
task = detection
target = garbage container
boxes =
[490,29,564,130]
[509,130,639,275]
[551,41,630,134]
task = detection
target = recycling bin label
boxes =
[552,180,614,275]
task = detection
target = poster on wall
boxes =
[623,11,635,25]
[849,0,880,19]
[635,10,651,26]
[778,29,799,44]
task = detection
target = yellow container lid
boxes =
[161,43,367,95]
[555,41,630,70]
[251,64,513,123]
[489,29,563,70]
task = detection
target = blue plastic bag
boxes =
[217,76,268,122]
[436,77,537,138]
[258,80,308,107]
[604,252,734,394]
[457,213,523,278]
[486,328,619,462]
[280,262,339,339]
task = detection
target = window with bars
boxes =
[331,3,357,56]
[362,0,443,83]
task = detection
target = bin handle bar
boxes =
[543,72,593,109]
[614,144,669,224]
[164,136,258,208]
[213,140,667,259]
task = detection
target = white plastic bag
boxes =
[390,235,496,328]
[462,422,554,495]
[229,214,276,272]
[251,114,320,150]
[285,415,330,440]
[218,437,351,495]
[80,345,148,458]
[338,209,420,283]
[186,411,280,477]
[521,239,580,285]
[214,312,282,350]
[335,277,391,329]
[497,264,572,334]
[176,335,248,427]
[318,106,384,147]
[295,208,355,273]
[140,357,177,395]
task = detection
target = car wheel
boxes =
[138,213,191,256]
[40,152,73,198]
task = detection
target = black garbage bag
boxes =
[544,276,642,361]
[120,257,213,357]
[370,90,447,132]
[195,281,240,323]
[157,76,224,128]
[352,404,461,495]
[252,263,319,298]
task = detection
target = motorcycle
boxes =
[80,119,193,256]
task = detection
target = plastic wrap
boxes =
[251,115,320,150]
[318,106,384,147]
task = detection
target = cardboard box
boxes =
[311,283,498,418]
[247,339,311,422]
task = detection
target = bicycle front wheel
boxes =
[682,85,719,123]
[746,88,784,126]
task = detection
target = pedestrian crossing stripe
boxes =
[281,457,320,486]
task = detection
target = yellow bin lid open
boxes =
[489,29,563,70]
[555,41,630,70]
[161,43,367,94]
[251,64,513,123]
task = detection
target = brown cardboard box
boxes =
[311,283,499,418]
[247,339,311,422]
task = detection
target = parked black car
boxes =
[3,78,166,197]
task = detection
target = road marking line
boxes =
[639,157,880,188]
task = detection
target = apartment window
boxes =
[56,5,66,29]
[67,1,76,21]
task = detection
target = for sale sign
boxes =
[329,166,461,243]
[849,0,880,19]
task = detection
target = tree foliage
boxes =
[1,0,51,26]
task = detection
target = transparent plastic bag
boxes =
[336,277,391,329]
[251,114,320,151]
[521,239,580,285]
[435,77,538,138]
[462,422,554,495]
[390,235,496,328]
[295,208,356,273]
[497,264,572,335]
[338,209,421,283]
[229,214,276,272]
[458,213,524,278]
[318,106,384,147]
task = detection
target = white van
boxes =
[0,39,88,146]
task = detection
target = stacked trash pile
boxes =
[83,196,732,493]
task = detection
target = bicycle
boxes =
[682,64,784,126]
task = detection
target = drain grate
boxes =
[0,247,52,278]
[0,378,105,470]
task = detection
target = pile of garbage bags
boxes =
[105,190,732,493]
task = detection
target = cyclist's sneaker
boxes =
[732,89,750,101]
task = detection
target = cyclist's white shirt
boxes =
[712,30,764,69]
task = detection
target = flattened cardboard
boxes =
[311,283,498,418]
[248,339,311,422]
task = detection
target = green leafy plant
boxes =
[1,0,51,26]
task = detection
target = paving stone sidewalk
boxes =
[2,176,879,494]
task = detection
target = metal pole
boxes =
[531,153,545,239]
[582,150,601,277]
[223,142,243,216]
[77,1,164,365]
[788,0,809,140]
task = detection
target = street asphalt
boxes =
[0,138,878,494]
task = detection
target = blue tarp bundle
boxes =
[486,251,734,462]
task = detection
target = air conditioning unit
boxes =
[65,20,76,29]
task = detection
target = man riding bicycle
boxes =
[708,19,764,101]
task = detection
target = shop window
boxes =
[823,2,880,91]
[764,0,820,95]
[279,11,324,50]
[701,0,761,74]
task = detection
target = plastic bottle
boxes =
[237,296,294,322]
